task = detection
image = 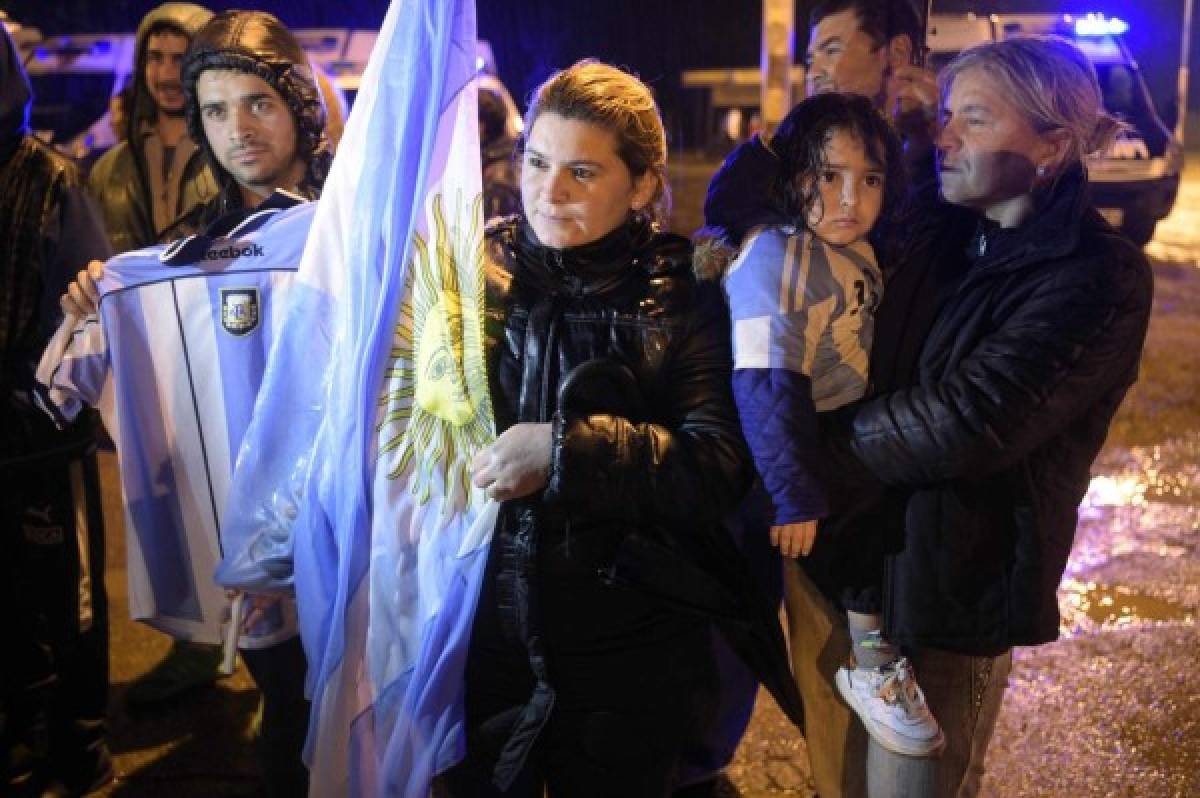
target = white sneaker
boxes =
[835,656,945,757]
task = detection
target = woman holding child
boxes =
[714,34,1152,798]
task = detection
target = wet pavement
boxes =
[91,155,1200,796]
[719,386,1200,798]
[92,451,261,798]
[981,434,1200,798]
[1145,157,1200,268]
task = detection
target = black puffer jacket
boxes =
[831,167,1153,655]
[480,216,802,778]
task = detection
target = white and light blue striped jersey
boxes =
[36,197,316,648]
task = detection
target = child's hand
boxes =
[771,520,818,558]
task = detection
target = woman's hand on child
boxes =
[771,520,818,558]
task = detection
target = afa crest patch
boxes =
[220,288,260,336]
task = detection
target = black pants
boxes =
[441,533,719,798]
[241,635,311,798]
[1,447,108,782]
[676,487,783,787]
[441,698,711,798]
[802,500,904,616]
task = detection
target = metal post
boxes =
[1178,0,1195,144]
[761,0,795,138]
[920,0,934,66]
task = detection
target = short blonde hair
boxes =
[940,35,1125,178]
[524,59,671,225]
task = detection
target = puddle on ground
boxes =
[1060,579,1194,636]
[1092,435,1200,506]
[1062,438,1200,635]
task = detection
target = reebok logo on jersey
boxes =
[205,243,265,261]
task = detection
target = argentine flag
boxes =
[215,0,496,795]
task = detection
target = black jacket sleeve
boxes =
[544,283,754,525]
[38,182,111,341]
[847,242,1152,487]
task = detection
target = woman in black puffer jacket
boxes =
[442,61,800,797]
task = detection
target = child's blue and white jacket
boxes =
[724,226,882,524]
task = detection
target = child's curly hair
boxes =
[769,92,906,233]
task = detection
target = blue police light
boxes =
[1073,14,1129,36]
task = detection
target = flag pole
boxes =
[220,592,244,676]
[918,0,934,66]
[760,0,795,139]
[1177,0,1195,145]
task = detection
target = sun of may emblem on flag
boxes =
[377,191,492,516]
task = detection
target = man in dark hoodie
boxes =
[75,2,335,716]
[0,24,114,798]
[91,7,223,709]
[88,2,216,254]
[62,12,330,795]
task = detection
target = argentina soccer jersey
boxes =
[36,194,315,649]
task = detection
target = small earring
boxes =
[1036,164,1048,177]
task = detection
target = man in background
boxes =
[88,2,215,255]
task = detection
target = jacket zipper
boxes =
[538,250,569,423]
[542,250,577,553]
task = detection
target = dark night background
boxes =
[3,1,1198,147]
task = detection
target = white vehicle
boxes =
[928,12,1184,246]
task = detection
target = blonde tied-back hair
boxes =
[524,59,671,226]
[940,35,1127,180]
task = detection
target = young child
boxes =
[721,92,944,757]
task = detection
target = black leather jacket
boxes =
[481,216,802,778]
[830,167,1154,655]
[487,217,751,527]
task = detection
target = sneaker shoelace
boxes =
[874,658,927,716]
